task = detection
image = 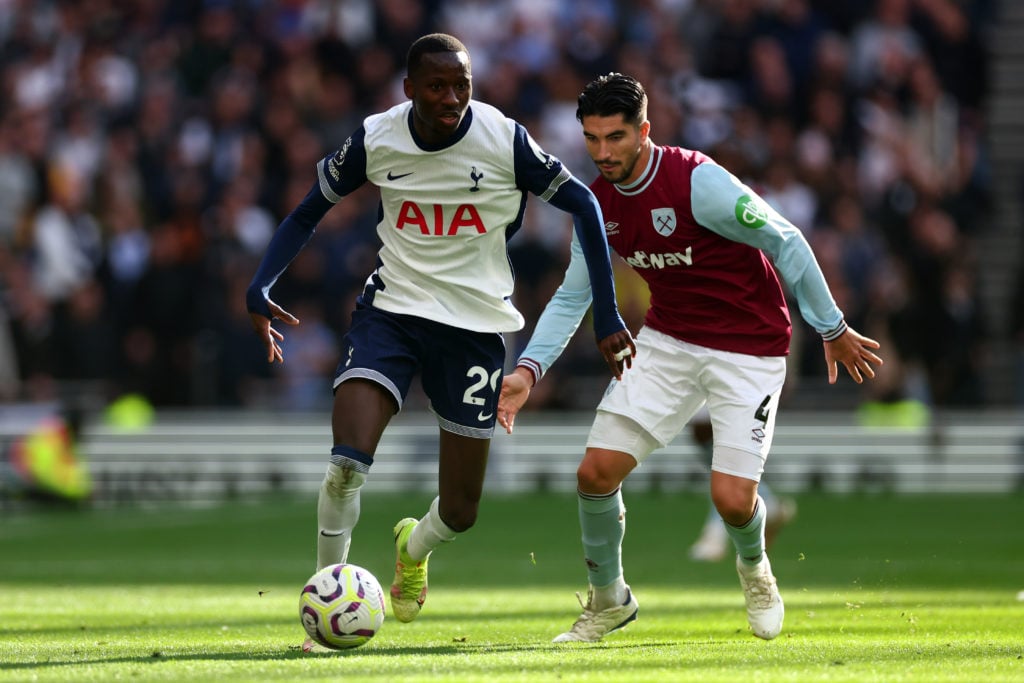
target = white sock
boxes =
[316,462,366,569]
[592,576,628,610]
[407,496,457,561]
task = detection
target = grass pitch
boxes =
[1,492,1022,681]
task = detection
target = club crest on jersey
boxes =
[735,194,768,228]
[469,166,483,192]
[651,208,677,236]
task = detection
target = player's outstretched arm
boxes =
[823,327,883,384]
[246,182,334,363]
[249,300,299,364]
[497,367,534,434]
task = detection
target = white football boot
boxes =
[552,586,639,643]
[736,554,784,639]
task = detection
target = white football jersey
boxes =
[317,100,573,333]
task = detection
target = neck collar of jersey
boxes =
[615,143,660,196]
[407,103,474,152]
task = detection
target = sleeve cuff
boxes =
[516,359,542,387]
[821,320,848,342]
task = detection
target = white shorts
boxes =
[586,327,786,481]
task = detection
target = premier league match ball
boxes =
[299,563,386,650]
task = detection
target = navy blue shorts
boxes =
[334,304,506,438]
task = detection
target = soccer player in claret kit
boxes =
[246,35,634,651]
[498,73,883,642]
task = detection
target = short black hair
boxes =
[576,73,648,125]
[407,33,470,77]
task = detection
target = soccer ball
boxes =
[299,563,386,649]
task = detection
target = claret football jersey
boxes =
[593,145,798,357]
[517,143,845,379]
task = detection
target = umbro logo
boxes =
[387,170,413,180]
[604,222,620,235]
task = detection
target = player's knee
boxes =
[712,488,756,526]
[576,460,618,495]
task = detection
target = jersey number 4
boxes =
[754,395,771,424]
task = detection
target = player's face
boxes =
[404,51,472,146]
[581,114,651,185]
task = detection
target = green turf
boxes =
[1,492,1023,681]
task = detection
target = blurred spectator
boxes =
[0,112,39,245]
[29,162,103,303]
[848,0,923,93]
[0,0,1000,411]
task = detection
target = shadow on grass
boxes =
[0,647,447,671]
[0,637,710,673]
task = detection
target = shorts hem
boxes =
[594,408,669,449]
[437,411,493,439]
[334,369,403,410]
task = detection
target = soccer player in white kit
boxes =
[246,36,634,649]
[498,73,883,642]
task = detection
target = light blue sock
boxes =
[725,495,767,566]
[578,488,625,588]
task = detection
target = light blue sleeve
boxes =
[515,231,594,382]
[690,162,847,340]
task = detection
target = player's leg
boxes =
[554,328,703,642]
[391,431,489,622]
[710,467,762,554]
[302,381,395,653]
[302,306,413,651]
[711,449,784,640]
[318,306,413,572]
[390,321,503,622]
[317,379,396,569]
[576,444,635,606]
[689,412,795,561]
[553,413,657,643]
[705,352,785,639]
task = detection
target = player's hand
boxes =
[824,327,883,384]
[597,329,636,380]
[497,367,534,434]
[249,299,299,364]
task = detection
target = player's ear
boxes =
[639,120,651,142]
[403,77,414,100]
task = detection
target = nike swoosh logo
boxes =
[478,411,493,421]
[387,171,413,180]
[320,530,346,537]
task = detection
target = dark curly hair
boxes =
[576,73,648,126]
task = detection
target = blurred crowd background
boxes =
[0,0,1014,420]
